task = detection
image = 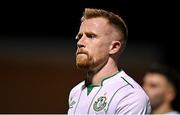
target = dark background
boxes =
[0,0,179,113]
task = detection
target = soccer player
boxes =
[68,8,151,114]
[143,63,180,114]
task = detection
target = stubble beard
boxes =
[150,95,164,110]
[76,53,93,70]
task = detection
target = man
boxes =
[68,8,151,114]
[143,63,180,114]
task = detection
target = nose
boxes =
[77,35,86,48]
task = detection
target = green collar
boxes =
[87,84,98,95]
[86,70,122,95]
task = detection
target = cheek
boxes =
[148,87,165,100]
[87,40,110,62]
[91,50,108,63]
[92,45,109,57]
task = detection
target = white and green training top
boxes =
[68,70,151,114]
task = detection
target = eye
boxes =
[86,33,96,39]
[149,83,158,88]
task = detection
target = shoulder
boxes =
[118,70,142,89]
[114,71,151,113]
[117,71,150,104]
[69,81,85,98]
[115,85,150,105]
[114,88,151,114]
[127,88,150,105]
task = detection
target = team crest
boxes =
[93,96,107,112]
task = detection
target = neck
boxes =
[87,58,119,86]
[152,102,173,114]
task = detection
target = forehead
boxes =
[144,73,168,84]
[79,17,110,32]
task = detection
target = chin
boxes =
[76,64,89,70]
[76,59,92,70]
[76,55,90,69]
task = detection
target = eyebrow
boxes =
[75,33,83,40]
[76,32,97,39]
[85,32,97,37]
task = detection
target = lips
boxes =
[76,49,88,55]
[77,52,87,55]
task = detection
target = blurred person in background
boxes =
[143,63,180,114]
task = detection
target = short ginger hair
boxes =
[81,8,128,44]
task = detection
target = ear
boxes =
[166,86,176,103]
[109,41,121,55]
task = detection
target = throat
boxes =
[85,58,119,86]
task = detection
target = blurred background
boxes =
[0,0,179,113]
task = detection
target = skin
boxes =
[143,73,176,114]
[76,17,123,85]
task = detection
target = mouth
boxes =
[76,53,88,57]
[76,50,88,55]
[77,52,87,55]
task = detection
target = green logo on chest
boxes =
[93,96,107,112]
